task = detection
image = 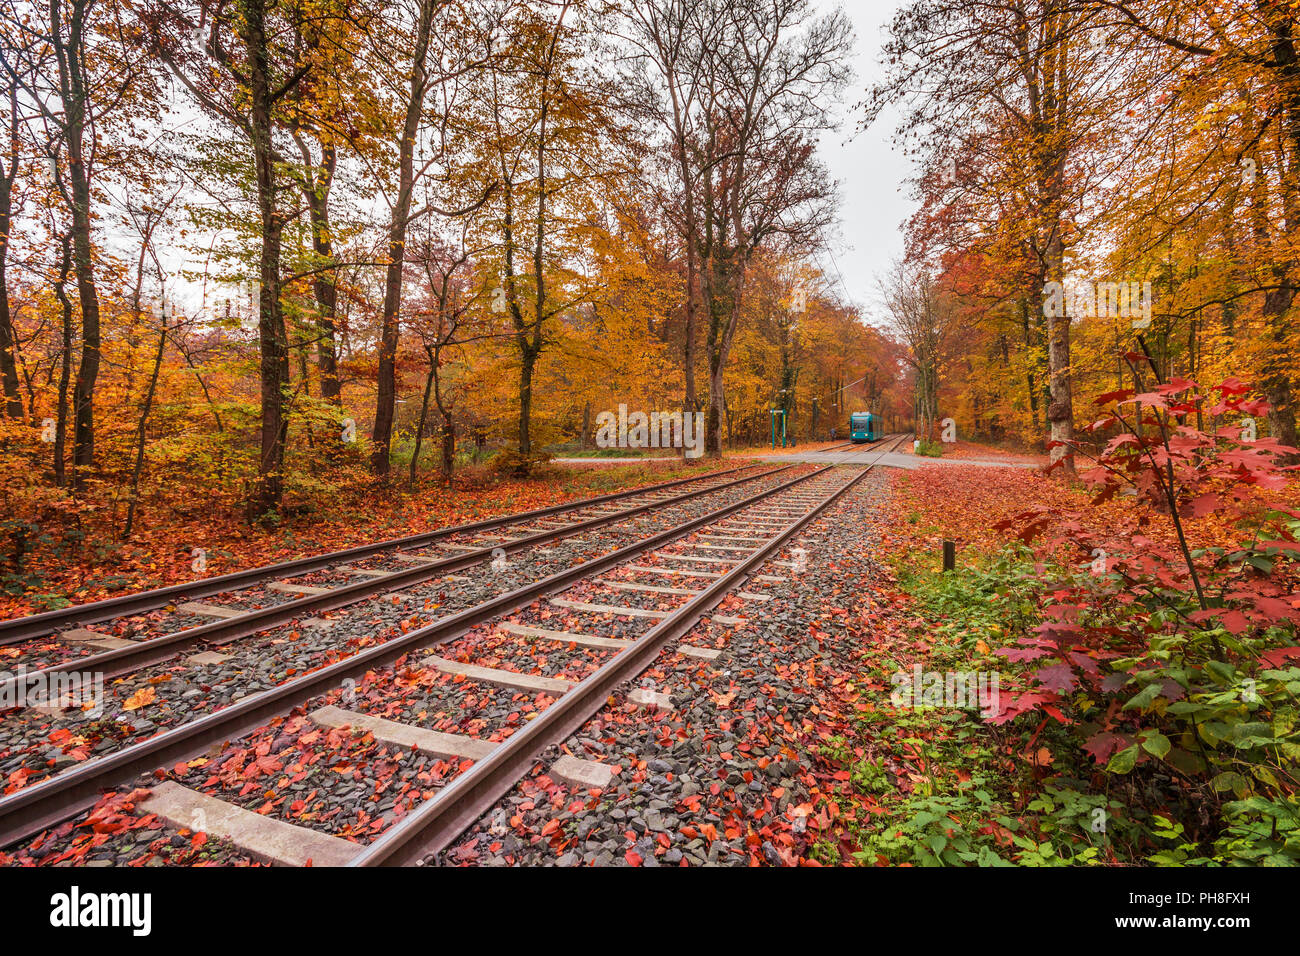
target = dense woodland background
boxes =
[0,0,1296,535]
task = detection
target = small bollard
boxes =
[943,539,955,572]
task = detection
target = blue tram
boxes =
[849,411,877,443]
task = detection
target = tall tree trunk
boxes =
[373,0,436,476]
[432,351,455,484]
[704,260,743,458]
[1259,13,1300,452]
[497,5,567,457]
[246,0,291,518]
[409,350,435,490]
[682,254,698,418]
[500,177,544,457]
[52,236,73,488]
[0,88,21,418]
[123,313,168,538]
[1042,239,1075,472]
[521,11,563,455]
[499,169,535,453]
[672,88,699,417]
[517,345,537,454]
[296,137,340,404]
[0,250,18,419]
[52,0,102,485]
[706,363,726,456]
[439,418,454,481]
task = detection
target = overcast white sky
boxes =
[814,0,913,320]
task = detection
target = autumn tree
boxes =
[466,0,630,456]
[368,0,443,476]
[0,83,23,418]
[2,0,157,481]
[363,0,502,476]
[153,0,354,517]
[629,0,850,457]
[404,218,506,485]
[1082,0,1300,450]
[881,260,957,442]
[868,0,1151,469]
[623,0,712,420]
[283,11,376,407]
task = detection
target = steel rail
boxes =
[0,463,835,850]
[351,434,910,866]
[823,437,894,453]
[0,463,758,644]
[0,465,789,696]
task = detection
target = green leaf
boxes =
[1106,745,1138,775]
[1205,660,1238,684]
[1211,771,1250,798]
[1231,721,1272,742]
[1123,683,1162,711]
[1250,765,1280,789]
[1140,732,1171,759]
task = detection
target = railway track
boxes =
[819,438,897,454]
[0,465,803,693]
[0,436,907,864]
[0,463,769,647]
[0,464,807,807]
